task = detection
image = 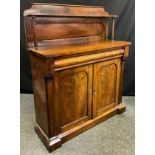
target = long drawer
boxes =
[55,49,124,71]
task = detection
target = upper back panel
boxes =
[24,3,111,49]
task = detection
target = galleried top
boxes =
[24,3,116,17]
[24,3,119,50]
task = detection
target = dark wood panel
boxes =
[93,59,121,117]
[55,65,92,131]
[35,23,106,41]
[96,63,116,110]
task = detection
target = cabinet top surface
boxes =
[29,40,131,58]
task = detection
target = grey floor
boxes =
[20,94,135,155]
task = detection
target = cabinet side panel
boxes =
[29,54,49,136]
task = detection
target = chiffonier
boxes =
[24,3,131,152]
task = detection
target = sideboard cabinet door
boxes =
[93,58,121,117]
[55,65,93,132]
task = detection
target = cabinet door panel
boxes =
[55,65,92,132]
[93,59,121,117]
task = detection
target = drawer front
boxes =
[93,58,121,117]
[55,49,124,71]
[55,64,93,132]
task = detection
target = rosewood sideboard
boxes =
[24,3,131,152]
